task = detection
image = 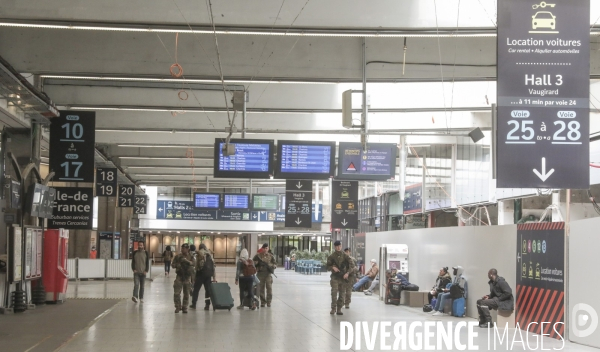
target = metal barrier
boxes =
[66,258,153,280]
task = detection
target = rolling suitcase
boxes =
[210,282,235,311]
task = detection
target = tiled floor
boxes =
[56,266,598,352]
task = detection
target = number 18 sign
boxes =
[50,111,96,183]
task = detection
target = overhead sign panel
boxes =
[50,111,96,183]
[96,168,117,197]
[118,184,135,208]
[222,194,250,210]
[134,195,148,214]
[214,138,274,179]
[193,193,221,210]
[331,180,359,229]
[337,142,397,180]
[285,180,313,227]
[497,0,590,188]
[48,187,93,229]
[276,141,335,180]
[251,194,279,210]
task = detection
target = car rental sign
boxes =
[497,0,590,189]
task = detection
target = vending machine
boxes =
[43,229,69,303]
[378,244,409,302]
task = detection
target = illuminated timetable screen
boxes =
[193,193,220,209]
[222,194,250,210]
[276,141,335,180]
[213,139,274,179]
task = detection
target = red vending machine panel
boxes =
[43,229,69,302]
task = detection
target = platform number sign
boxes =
[96,168,117,196]
[50,111,96,183]
[134,196,148,214]
[118,185,135,208]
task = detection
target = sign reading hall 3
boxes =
[285,180,312,228]
[497,0,590,188]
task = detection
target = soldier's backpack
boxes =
[198,252,215,276]
[242,259,257,276]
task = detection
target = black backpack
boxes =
[449,283,464,299]
[199,253,215,276]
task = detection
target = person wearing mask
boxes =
[253,243,276,307]
[327,240,354,315]
[131,241,149,303]
[172,243,194,313]
[190,243,215,311]
[428,267,452,304]
[89,246,97,259]
[432,266,465,316]
[235,249,257,310]
[163,246,173,276]
[343,248,358,309]
[477,268,514,328]
[353,259,379,292]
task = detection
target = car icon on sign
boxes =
[532,11,555,30]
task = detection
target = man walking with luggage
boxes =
[327,241,354,315]
[477,268,514,328]
[172,243,194,313]
[343,248,358,309]
[190,243,215,311]
[131,241,149,303]
[253,243,276,307]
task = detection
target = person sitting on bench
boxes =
[428,267,452,304]
[432,266,465,316]
[353,259,379,291]
[477,268,514,328]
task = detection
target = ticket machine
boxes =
[42,229,69,302]
[378,244,409,301]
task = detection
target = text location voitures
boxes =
[506,38,582,46]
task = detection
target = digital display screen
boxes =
[223,194,250,209]
[337,142,397,180]
[252,194,279,210]
[275,141,336,179]
[214,139,274,179]
[193,193,221,209]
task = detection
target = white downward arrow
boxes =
[341,219,348,226]
[296,182,303,189]
[295,217,302,225]
[533,157,555,182]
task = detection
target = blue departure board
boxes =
[193,193,220,209]
[213,139,274,179]
[275,141,336,179]
[280,145,331,173]
[223,194,250,209]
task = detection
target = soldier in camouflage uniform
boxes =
[326,240,354,315]
[253,243,277,307]
[172,243,195,313]
[343,248,358,309]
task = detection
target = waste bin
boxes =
[43,229,69,303]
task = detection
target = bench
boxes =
[404,291,429,307]
[492,309,515,329]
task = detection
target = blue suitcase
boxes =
[452,297,466,317]
[210,282,234,311]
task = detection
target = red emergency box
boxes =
[43,229,69,302]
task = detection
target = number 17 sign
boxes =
[50,111,96,183]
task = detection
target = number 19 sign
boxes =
[497,0,589,189]
[50,111,96,183]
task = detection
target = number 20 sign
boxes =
[118,185,135,208]
[50,111,96,183]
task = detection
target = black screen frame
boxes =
[251,194,280,210]
[275,140,336,180]
[192,192,222,210]
[213,138,275,179]
[221,193,250,211]
[336,142,398,181]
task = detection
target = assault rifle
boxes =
[257,257,277,278]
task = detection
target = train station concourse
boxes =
[1,1,600,351]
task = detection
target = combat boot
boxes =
[336,308,343,315]
[330,308,336,315]
[175,307,180,313]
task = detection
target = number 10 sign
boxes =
[50,111,96,183]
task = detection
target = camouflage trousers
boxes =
[257,273,273,305]
[344,277,356,306]
[330,278,346,309]
[173,278,191,309]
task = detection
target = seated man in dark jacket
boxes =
[477,268,514,328]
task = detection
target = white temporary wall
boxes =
[569,217,600,348]
[366,225,517,319]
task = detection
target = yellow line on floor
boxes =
[24,334,53,352]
